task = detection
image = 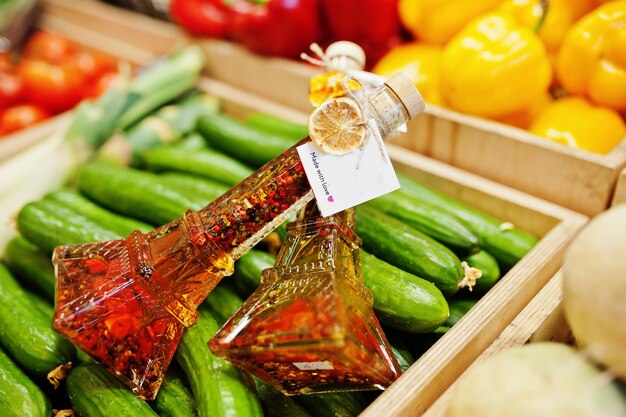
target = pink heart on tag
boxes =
[327,196,334,203]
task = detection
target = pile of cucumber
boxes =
[0,102,537,417]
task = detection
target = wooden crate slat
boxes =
[422,271,571,417]
[611,168,626,206]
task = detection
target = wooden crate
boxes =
[611,167,626,206]
[0,0,185,164]
[0,0,188,250]
[0,2,591,411]
[421,271,572,417]
[200,77,588,416]
[0,75,587,415]
[0,113,70,162]
[40,0,186,61]
[37,0,626,217]
[354,162,585,416]
[197,39,626,218]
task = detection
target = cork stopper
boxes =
[325,41,366,72]
[383,73,425,119]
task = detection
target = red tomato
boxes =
[0,52,14,72]
[0,73,23,107]
[23,31,77,63]
[0,104,50,136]
[86,72,121,99]
[68,50,117,82]
[19,59,85,113]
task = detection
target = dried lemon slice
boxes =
[308,71,361,107]
[308,97,368,155]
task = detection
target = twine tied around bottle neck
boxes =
[339,73,392,164]
[300,43,365,73]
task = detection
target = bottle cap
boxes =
[325,41,366,72]
[383,73,425,119]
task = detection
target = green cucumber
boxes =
[232,248,450,331]
[78,162,199,225]
[3,236,55,301]
[254,377,313,417]
[99,93,220,166]
[153,367,197,417]
[356,206,465,296]
[0,346,51,417]
[159,172,229,203]
[178,132,210,150]
[75,349,93,364]
[274,220,289,242]
[364,191,480,255]
[67,362,159,417]
[127,94,220,166]
[17,198,120,253]
[24,290,54,318]
[204,282,245,324]
[245,112,308,141]
[143,145,253,186]
[360,250,449,332]
[176,307,263,417]
[461,250,501,294]
[0,264,75,376]
[198,113,297,167]
[295,392,368,417]
[254,378,368,417]
[46,188,152,234]
[397,174,538,268]
[446,299,479,327]
[232,249,276,296]
[388,337,415,373]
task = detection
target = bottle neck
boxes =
[363,84,410,138]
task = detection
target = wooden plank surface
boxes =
[422,272,571,417]
[611,168,626,206]
[0,113,70,163]
[391,108,626,217]
[200,39,317,112]
[42,0,185,53]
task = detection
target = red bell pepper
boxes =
[229,0,323,59]
[169,0,231,38]
[320,0,401,68]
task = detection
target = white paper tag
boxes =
[293,361,334,371]
[297,120,400,217]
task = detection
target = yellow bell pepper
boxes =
[495,92,553,129]
[499,0,594,53]
[529,97,626,154]
[440,13,552,119]
[398,0,503,45]
[556,1,626,112]
[372,43,443,105]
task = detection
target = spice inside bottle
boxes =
[53,141,313,399]
[209,209,401,394]
[53,73,423,399]
[209,70,421,395]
